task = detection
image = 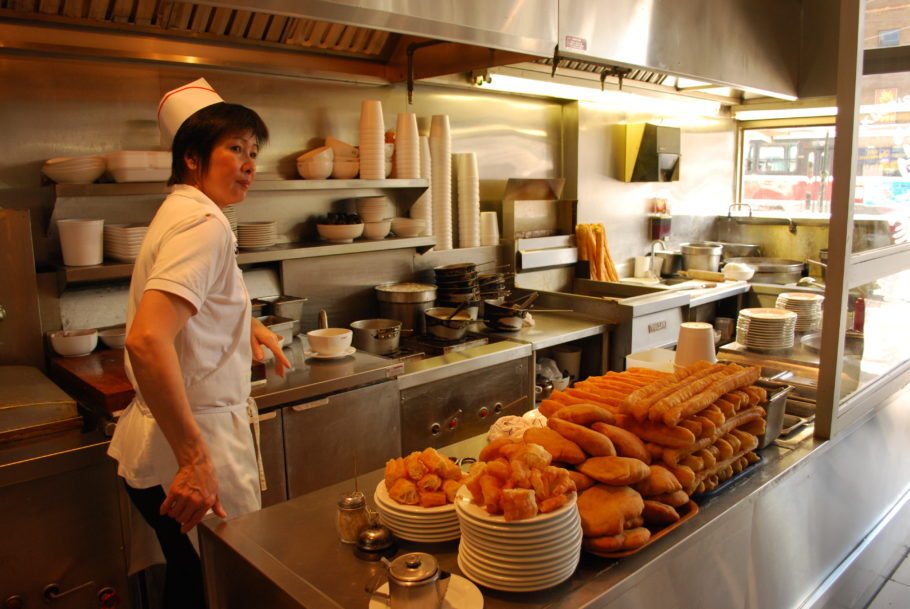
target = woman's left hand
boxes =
[251,317,292,377]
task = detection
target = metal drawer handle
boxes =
[43,581,95,601]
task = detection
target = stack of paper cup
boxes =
[410,135,433,235]
[480,211,500,246]
[58,218,104,266]
[359,100,385,180]
[674,322,718,368]
[429,115,453,250]
[394,113,420,179]
[454,152,480,248]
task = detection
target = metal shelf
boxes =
[54,178,429,197]
[58,236,436,285]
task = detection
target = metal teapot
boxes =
[384,552,450,609]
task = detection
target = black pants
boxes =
[125,483,206,609]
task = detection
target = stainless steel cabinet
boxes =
[282,381,400,498]
[257,409,287,508]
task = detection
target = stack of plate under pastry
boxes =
[103,224,148,262]
[373,480,460,543]
[736,307,798,351]
[237,221,276,249]
[455,487,582,592]
[775,292,824,332]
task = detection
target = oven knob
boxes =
[493,402,504,414]
[430,423,441,436]
[98,587,119,608]
[447,417,459,430]
[477,407,489,419]
[2,595,24,609]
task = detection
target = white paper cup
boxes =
[58,218,104,266]
[480,211,499,246]
[634,256,654,278]
[674,322,717,367]
[552,344,582,380]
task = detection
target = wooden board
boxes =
[49,350,134,416]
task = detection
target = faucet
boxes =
[649,239,667,278]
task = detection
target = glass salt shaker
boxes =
[336,490,370,544]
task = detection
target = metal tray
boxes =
[691,454,763,503]
[586,500,699,559]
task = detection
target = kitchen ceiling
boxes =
[0,0,539,83]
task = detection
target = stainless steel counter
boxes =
[397,339,531,389]
[252,335,404,409]
[476,312,608,350]
[199,431,824,609]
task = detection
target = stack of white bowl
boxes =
[454,152,480,248]
[296,146,334,180]
[394,113,420,179]
[775,292,824,332]
[373,480,460,543]
[237,221,277,250]
[326,137,359,179]
[356,197,393,240]
[103,224,148,262]
[429,115,453,250]
[409,135,433,236]
[359,100,386,180]
[736,307,798,351]
[455,487,582,592]
[42,155,106,184]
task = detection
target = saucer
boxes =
[368,574,483,609]
[304,346,355,359]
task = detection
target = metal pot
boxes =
[350,319,401,354]
[724,257,804,284]
[681,242,723,272]
[424,307,475,340]
[719,242,762,260]
[375,283,436,334]
[651,250,682,276]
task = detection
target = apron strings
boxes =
[246,397,267,493]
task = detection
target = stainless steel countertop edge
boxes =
[397,341,532,389]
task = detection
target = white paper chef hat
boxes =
[157,78,224,148]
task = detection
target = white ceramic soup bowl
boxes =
[306,328,353,355]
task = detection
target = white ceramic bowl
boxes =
[306,328,353,355]
[298,146,334,163]
[722,262,755,281]
[317,223,364,243]
[332,159,359,179]
[48,329,98,357]
[355,197,392,222]
[326,137,359,159]
[363,220,392,240]
[391,217,425,237]
[98,326,127,349]
[42,156,106,184]
[297,158,333,180]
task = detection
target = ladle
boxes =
[508,292,539,310]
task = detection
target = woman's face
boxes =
[187,130,259,207]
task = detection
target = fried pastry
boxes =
[547,417,616,457]
[500,488,538,521]
[577,484,644,537]
[577,456,651,486]
[387,478,419,505]
[523,427,586,464]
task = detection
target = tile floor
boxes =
[865,550,910,608]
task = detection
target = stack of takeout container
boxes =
[429,115,453,249]
[237,221,277,250]
[359,100,386,180]
[736,307,798,351]
[775,292,824,332]
[408,135,433,235]
[454,487,582,592]
[394,113,420,179]
[103,224,147,262]
[373,480,460,543]
[454,152,480,248]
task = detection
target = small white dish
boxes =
[304,346,356,359]
[368,574,483,609]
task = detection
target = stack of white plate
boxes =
[736,307,798,351]
[775,292,824,332]
[237,221,277,250]
[222,205,238,235]
[42,155,106,184]
[454,152,480,248]
[455,487,582,592]
[373,480,460,543]
[429,115,453,250]
[103,224,148,262]
[409,135,433,236]
[359,100,386,180]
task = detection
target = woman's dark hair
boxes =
[169,102,269,186]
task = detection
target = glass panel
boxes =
[864,1,910,50]
[853,68,910,252]
[741,125,836,215]
[838,268,910,402]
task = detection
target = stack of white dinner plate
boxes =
[454,487,582,592]
[373,480,460,543]
[103,224,148,262]
[775,292,824,332]
[237,221,277,250]
[736,307,798,351]
[222,205,238,235]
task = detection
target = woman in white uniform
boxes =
[108,80,290,609]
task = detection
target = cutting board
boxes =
[0,366,82,442]
[49,350,135,416]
